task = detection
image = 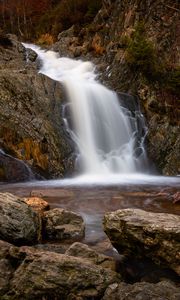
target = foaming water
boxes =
[1,174,179,189]
[23,43,148,175]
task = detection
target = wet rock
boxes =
[66,242,116,271]
[24,196,50,213]
[103,209,180,275]
[147,121,180,175]
[26,48,37,62]
[1,241,119,300]
[0,193,40,245]
[102,281,180,300]
[0,150,34,182]
[53,25,79,57]
[43,208,85,241]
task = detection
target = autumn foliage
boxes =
[0,0,102,41]
[0,0,50,38]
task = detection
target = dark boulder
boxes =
[0,193,40,245]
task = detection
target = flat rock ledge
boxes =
[103,208,180,275]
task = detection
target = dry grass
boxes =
[36,33,54,46]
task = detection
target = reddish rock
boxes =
[24,197,50,213]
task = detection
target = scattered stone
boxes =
[103,208,180,275]
[66,242,116,271]
[43,208,85,241]
[102,281,180,300]
[0,193,40,245]
[24,196,50,213]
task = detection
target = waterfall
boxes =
[23,44,148,175]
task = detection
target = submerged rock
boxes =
[103,208,180,275]
[0,193,40,245]
[102,281,180,300]
[43,208,85,241]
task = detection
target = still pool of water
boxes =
[0,174,179,243]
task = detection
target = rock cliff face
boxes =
[56,0,179,175]
[0,0,179,180]
[0,37,73,180]
[95,0,180,175]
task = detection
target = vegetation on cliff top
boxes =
[125,22,180,96]
[0,0,102,41]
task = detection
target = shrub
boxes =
[36,34,54,46]
[125,22,179,95]
[125,22,161,81]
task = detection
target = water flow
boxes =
[24,44,148,175]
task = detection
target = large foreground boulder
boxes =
[0,240,119,300]
[0,193,40,245]
[102,281,180,300]
[103,209,180,275]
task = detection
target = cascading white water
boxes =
[24,44,148,175]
